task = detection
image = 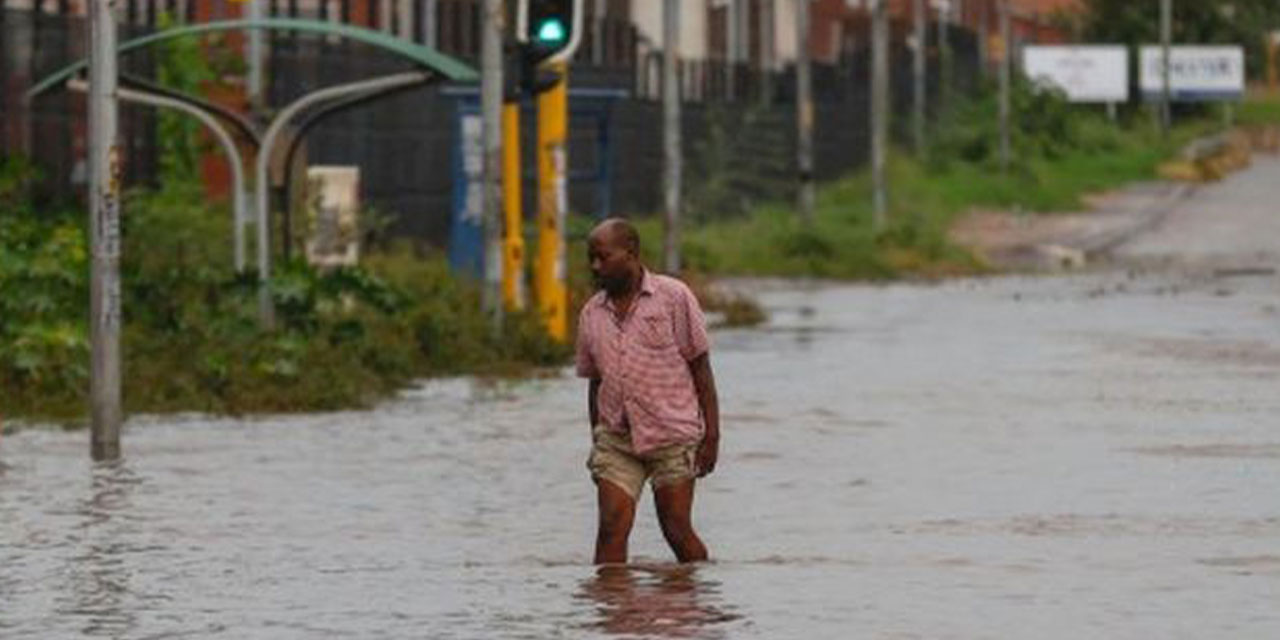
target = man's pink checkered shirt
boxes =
[575,271,710,454]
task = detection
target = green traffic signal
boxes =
[534,18,567,45]
[519,0,581,65]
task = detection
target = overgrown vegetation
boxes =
[1,18,574,424]
[154,12,218,182]
[673,79,1225,280]
[1238,89,1280,127]
[0,160,567,423]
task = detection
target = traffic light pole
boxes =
[516,0,583,341]
[535,64,569,342]
[502,99,526,310]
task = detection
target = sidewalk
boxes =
[949,181,1194,271]
[1115,154,1280,270]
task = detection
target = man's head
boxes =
[587,218,642,295]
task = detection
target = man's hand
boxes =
[696,434,719,477]
[688,353,719,478]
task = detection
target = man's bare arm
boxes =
[588,378,601,429]
[689,353,719,476]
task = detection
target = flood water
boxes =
[3,269,1279,638]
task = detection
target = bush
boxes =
[931,77,1124,171]
[0,158,570,423]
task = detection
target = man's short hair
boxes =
[600,218,640,256]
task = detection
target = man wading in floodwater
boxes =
[576,218,720,564]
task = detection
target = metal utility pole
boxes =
[937,0,951,110]
[796,0,814,223]
[913,0,927,154]
[759,0,775,105]
[1160,0,1172,137]
[871,0,889,229]
[662,0,681,273]
[998,0,1011,173]
[592,0,606,65]
[481,0,504,328]
[727,0,743,100]
[247,0,265,109]
[423,0,438,49]
[89,0,123,461]
[977,0,989,80]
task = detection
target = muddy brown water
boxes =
[3,269,1279,638]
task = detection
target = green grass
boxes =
[1237,89,1280,126]
[657,112,1222,281]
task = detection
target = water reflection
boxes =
[61,461,142,638]
[577,564,741,639]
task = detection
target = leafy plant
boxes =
[155,12,218,183]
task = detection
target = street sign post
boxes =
[514,0,583,340]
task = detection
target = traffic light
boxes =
[517,0,584,67]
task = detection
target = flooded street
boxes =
[5,162,1280,638]
[5,268,1278,638]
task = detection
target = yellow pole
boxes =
[535,63,569,342]
[502,101,526,310]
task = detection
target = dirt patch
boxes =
[949,210,1097,269]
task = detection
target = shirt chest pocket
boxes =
[635,313,676,351]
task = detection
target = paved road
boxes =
[1116,155,1280,269]
[2,159,1278,639]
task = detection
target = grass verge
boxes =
[667,104,1224,280]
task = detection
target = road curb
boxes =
[1068,181,1196,260]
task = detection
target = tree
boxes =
[1072,0,1280,81]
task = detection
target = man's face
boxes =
[587,231,636,294]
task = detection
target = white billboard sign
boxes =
[1140,46,1245,102]
[1022,45,1129,103]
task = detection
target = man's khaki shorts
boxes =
[587,425,699,501]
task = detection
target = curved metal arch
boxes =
[71,77,252,272]
[121,73,262,146]
[252,71,432,325]
[276,80,429,260]
[26,18,479,101]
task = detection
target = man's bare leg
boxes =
[654,479,708,563]
[595,480,637,564]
